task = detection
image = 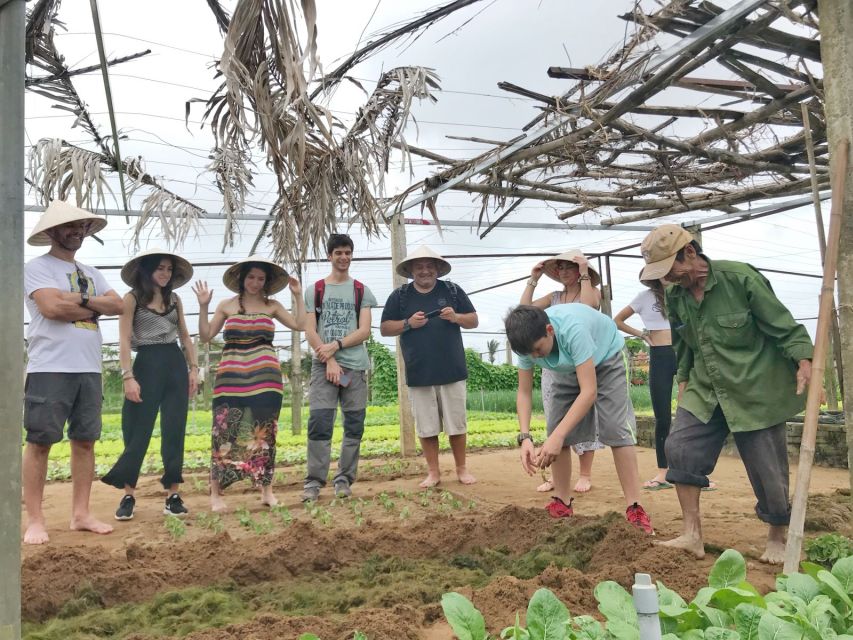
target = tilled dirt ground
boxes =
[21,446,852,639]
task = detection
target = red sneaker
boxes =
[546,496,574,518]
[626,502,654,534]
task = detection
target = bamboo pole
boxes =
[783,138,849,574]
[802,102,844,404]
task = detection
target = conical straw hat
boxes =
[541,249,601,287]
[396,245,452,278]
[27,200,108,246]
[121,248,194,289]
[222,255,289,294]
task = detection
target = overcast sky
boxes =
[23,0,827,357]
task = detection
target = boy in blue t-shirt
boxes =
[505,304,653,533]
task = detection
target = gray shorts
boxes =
[665,406,790,525]
[23,372,103,445]
[545,352,636,448]
[308,361,368,411]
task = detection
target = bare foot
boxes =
[760,526,786,565]
[657,534,705,559]
[419,473,441,489]
[457,468,476,485]
[574,475,592,493]
[759,541,786,565]
[211,493,229,513]
[24,522,49,545]
[260,487,278,508]
[536,480,554,492]
[70,515,113,535]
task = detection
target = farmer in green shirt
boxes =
[639,224,815,565]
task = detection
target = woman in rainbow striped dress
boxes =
[193,255,304,511]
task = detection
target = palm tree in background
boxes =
[486,339,500,364]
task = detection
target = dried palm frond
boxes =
[125,157,202,249]
[26,1,211,247]
[28,139,204,249]
[27,139,113,209]
[196,0,441,263]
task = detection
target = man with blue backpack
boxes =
[381,246,479,488]
[302,233,377,501]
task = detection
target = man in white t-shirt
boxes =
[23,201,124,544]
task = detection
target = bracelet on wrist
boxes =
[335,338,344,351]
[578,274,591,282]
[526,278,539,288]
[122,374,135,382]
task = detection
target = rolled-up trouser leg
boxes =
[305,407,336,488]
[335,409,366,486]
[733,423,791,526]
[664,406,728,488]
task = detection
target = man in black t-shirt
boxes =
[380,246,479,488]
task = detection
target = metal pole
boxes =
[389,213,416,456]
[0,0,25,637]
[89,0,129,216]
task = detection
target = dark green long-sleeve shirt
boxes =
[666,259,814,432]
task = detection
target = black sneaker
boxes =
[115,495,135,521]
[164,493,188,517]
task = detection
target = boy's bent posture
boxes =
[505,304,653,533]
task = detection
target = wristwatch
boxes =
[402,318,411,332]
[517,432,533,446]
[80,291,90,307]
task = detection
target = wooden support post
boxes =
[506,339,513,365]
[600,255,613,317]
[783,138,849,573]
[0,1,24,637]
[290,264,303,435]
[819,0,853,499]
[390,213,417,456]
[802,101,843,408]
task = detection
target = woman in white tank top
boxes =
[615,276,714,491]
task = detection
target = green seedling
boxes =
[192,477,208,493]
[270,505,293,527]
[235,506,254,529]
[195,512,224,533]
[399,506,410,520]
[252,513,274,535]
[164,515,186,539]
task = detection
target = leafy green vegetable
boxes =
[441,592,489,640]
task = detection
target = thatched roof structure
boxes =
[24,0,827,260]
[395,0,826,236]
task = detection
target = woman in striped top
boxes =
[102,249,198,521]
[194,255,304,512]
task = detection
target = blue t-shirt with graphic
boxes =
[516,304,624,372]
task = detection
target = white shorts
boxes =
[409,380,468,438]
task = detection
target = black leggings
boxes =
[649,345,677,469]
[101,343,189,490]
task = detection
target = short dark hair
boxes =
[326,233,354,255]
[504,305,549,355]
[674,240,702,262]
